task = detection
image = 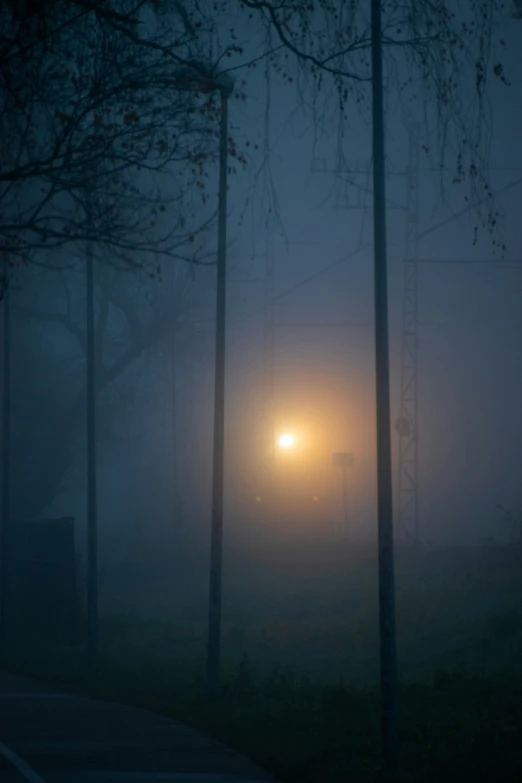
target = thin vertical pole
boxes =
[371,0,398,770]
[0,271,11,657]
[171,339,179,524]
[86,241,98,668]
[206,85,230,697]
[342,464,348,535]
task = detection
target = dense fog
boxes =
[2,0,522,705]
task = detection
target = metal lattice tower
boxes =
[310,130,419,541]
[395,125,420,543]
[275,128,522,545]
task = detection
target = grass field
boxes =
[5,537,522,782]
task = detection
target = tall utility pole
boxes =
[170,65,234,696]
[206,73,234,697]
[85,211,98,668]
[263,232,276,454]
[261,225,277,509]
[396,126,420,543]
[371,0,398,770]
[170,333,180,526]
[0,268,11,658]
[309,10,400,760]
[311,124,420,551]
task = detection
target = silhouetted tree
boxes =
[242,0,509,249]
[3,0,506,290]
[10,260,210,523]
[0,1,244,289]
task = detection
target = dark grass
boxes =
[5,635,522,782]
[4,540,522,782]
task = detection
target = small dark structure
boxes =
[12,516,77,643]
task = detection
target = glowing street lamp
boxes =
[279,433,295,449]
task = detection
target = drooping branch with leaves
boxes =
[239,0,510,249]
[0,0,249,286]
[1,0,512,287]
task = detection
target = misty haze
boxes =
[1,2,522,782]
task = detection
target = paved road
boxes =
[0,671,277,783]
